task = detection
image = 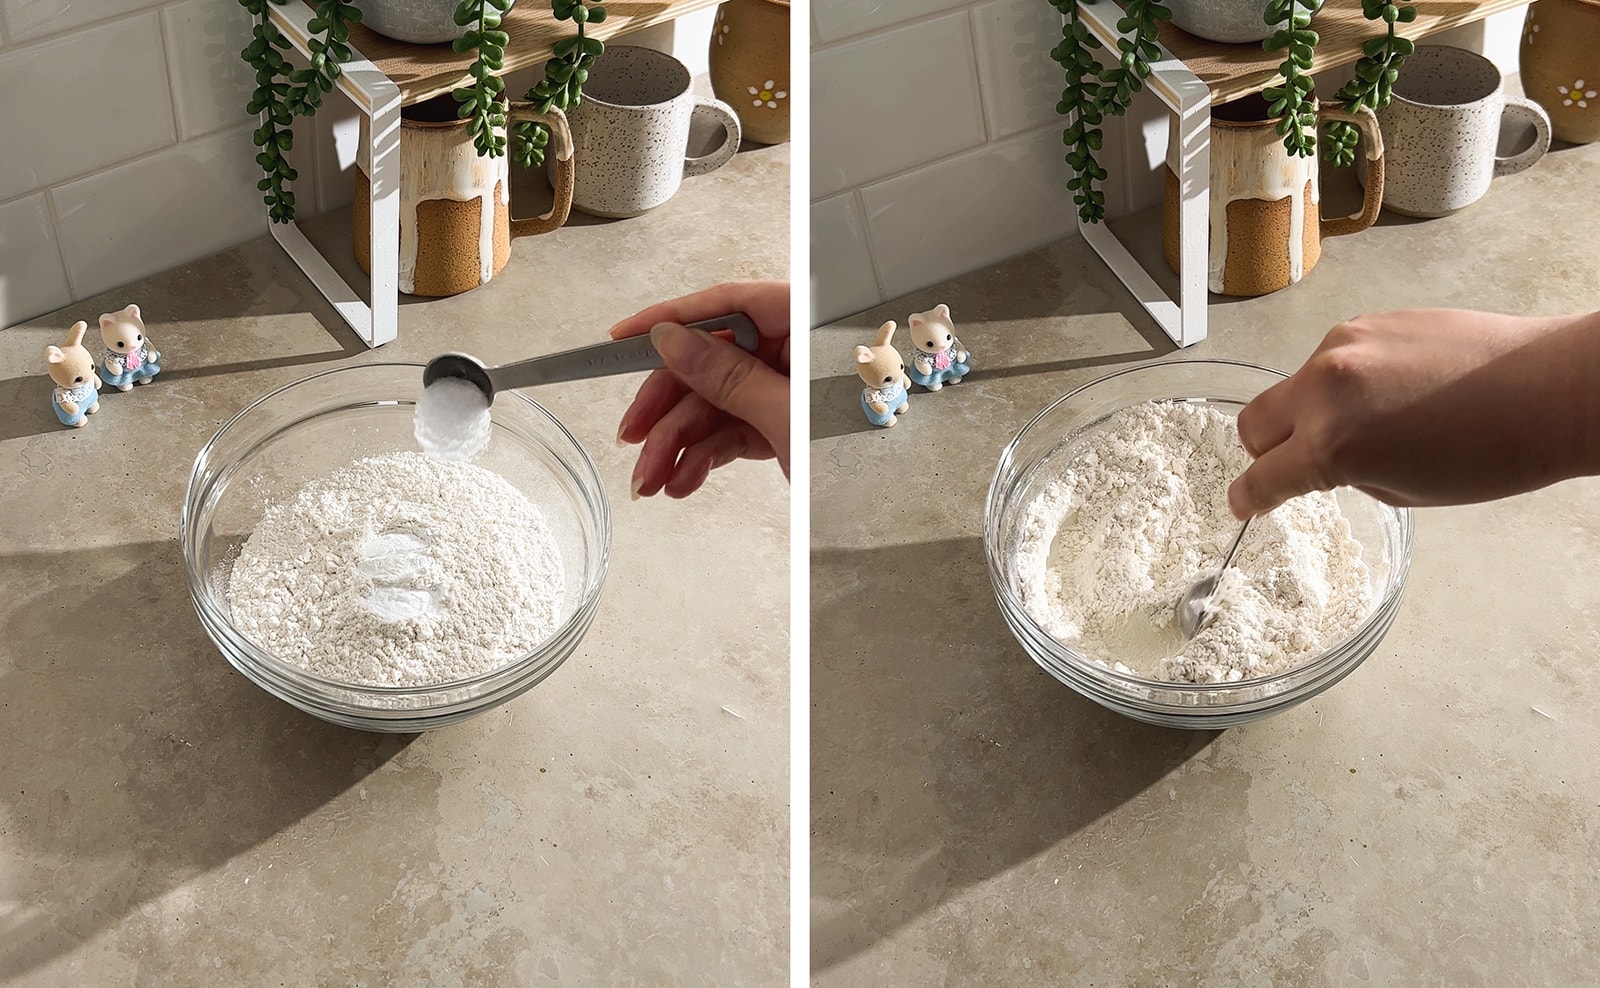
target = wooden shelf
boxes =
[327,0,722,106]
[1143,0,1531,105]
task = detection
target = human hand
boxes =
[1229,308,1600,519]
[610,281,790,499]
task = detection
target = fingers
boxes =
[1235,376,1298,458]
[649,323,790,464]
[1227,438,1332,520]
[607,281,790,359]
[616,369,689,445]
[632,393,723,499]
[663,422,774,499]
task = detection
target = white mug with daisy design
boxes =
[1368,44,1551,218]
[559,45,742,218]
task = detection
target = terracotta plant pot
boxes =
[1161,93,1385,297]
[1168,0,1304,43]
[353,94,575,298]
[1520,0,1600,144]
[708,0,790,145]
[353,0,514,44]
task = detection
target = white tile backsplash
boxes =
[53,123,265,297]
[0,193,71,327]
[972,0,1061,140]
[812,13,986,199]
[0,0,167,43]
[0,12,176,203]
[812,0,970,45]
[859,124,1076,300]
[811,193,881,325]
[162,0,256,140]
[0,0,737,328]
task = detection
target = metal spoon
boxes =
[1176,517,1253,639]
[422,313,761,403]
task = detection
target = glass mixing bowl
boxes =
[984,359,1413,729]
[181,363,610,732]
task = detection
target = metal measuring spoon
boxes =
[423,313,761,402]
[1176,517,1253,639]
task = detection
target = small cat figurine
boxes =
[98,303,161,390]
[907,304,970,391]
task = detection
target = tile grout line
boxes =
[853,189,891,306]
[965,7,996,145]
[0,119,257,217]
[156,5,188,144]
[43,189,79,303]
[811,2,982,54]
[813,116,1068,207]
[0,2,187,60]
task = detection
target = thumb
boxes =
[1227,439,1328,520]
[650,322,788,446]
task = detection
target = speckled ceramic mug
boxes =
[561,45,742,218]
[1368,44,1552,218]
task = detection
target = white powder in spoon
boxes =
[414,377,492,462]
[227,451,565,687]
[1013,400,1373,684]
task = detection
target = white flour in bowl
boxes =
[1013,400,1373,684]
[227,451,565,687]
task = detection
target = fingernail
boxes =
[650,323,712,374]
[630,475,643,501]
[615,421,629,447]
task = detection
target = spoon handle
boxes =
[486,313,760,393]
[1219,516,1252,573]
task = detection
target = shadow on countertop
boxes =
[0,539,416,980]
[809,536,1218,972]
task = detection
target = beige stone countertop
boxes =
[0,144,789,985]
[811,140,1600,984]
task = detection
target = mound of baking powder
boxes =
[227,451,565,687]
[414,377,492,462]
[1014,400,1373,684]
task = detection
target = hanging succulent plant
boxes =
[239,0,361,223]
[452,0,516,158]
[1048,0,1171,224]
[242,0,604,222]
[1263,0,1321,157]
[1324,0,1418,167]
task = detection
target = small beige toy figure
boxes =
[907,303,970,391]
[855,320,909,428]
[46,321,102,428]
[98,303,161,390]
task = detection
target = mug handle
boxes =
[508,103,575,237]
[1319,104,1385,239]
[1494,97,1552,177]
[684,97,742,178]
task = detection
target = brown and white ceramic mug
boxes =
[354,95,575,298]
[1162,95,1385,297]
[560,45,741,218]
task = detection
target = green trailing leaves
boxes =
[452,0,512,157]
[1048,0,1169,224]
[284,1,361,118]
[1263,0,1321,158]
[238,0,298,223]
[524,0,606,117]
[1324,1,1416,167]
[238,0,357,222]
